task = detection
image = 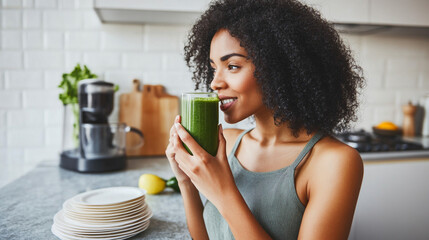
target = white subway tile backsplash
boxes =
[0,129,6,147]
[24,51,64,69]
[64,52,83,70]
[373,105,397,125]
[0,111,6,129]
[76,0,93,9]
[0,72,4,89]
[23,31,43,49]
[23,10,42,29]
[365,90,396,105]
[44,70,62,89]
[2,0,23,8]
[143,25,186,52]
[0,51,22,69]
[1,10,22,29]
[122,52,162,71]
[44,31,64,49]
[24,147,59,163]
[65,31,100,50]
[0,91,21,108]
[43,10,82,30]
[23,89,62,108]
[101,30,143,50]
[23,0,34,8]
[82,11,102,30]
[162,53,187,71]
[105,71,144,92]
[7,109,44,127]
[7,128,44,147]
[83,52,121,69]
[5,70,43,89]
[44,108,62,126]
[45,126,61,147]
[58,0,76,9]
[1,30,23,49]
[35,0,56,9]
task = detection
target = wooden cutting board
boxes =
[119,79,179,156]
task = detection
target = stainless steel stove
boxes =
[335,130,424,153]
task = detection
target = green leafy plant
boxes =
[58,64,98,147]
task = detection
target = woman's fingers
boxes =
[216,124,226,157]
[174,122,206,159]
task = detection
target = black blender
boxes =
[60,79,143,173]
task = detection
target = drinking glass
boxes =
[181,92,219,156]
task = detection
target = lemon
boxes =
[138,174,166,194]
[376,121,399,131]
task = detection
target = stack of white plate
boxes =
[52,187,152,240]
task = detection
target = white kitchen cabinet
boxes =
[370,0,429,27]
[94,0,211,25]
[348,159,429,240]
[302,0,370,24]
[94,0,429,28]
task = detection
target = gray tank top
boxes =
[203,128,324,240]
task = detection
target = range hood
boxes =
[94,0,429,35]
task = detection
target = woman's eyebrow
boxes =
[209,53,248,63]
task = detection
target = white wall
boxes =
[0,0,429,187]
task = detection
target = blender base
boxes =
[60,150,126,173]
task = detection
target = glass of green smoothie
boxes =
[181,92,219,156]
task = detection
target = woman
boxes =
[165,0,365,239]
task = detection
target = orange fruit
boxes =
[376,121,399,131]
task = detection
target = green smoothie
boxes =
[181,93,219,156]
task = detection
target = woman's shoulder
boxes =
[310,136,363,186]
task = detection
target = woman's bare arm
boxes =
[298,145,363,239]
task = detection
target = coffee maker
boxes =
[60,79,143,173]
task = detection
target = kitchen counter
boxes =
[0,157,189,240]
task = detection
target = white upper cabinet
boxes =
[304,0,429,27]
[370,0,429,27]
[302,0,370,24]
[94,0,429,27]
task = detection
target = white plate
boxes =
[53,218,148,235]
[54,213,150,233]
[63,207,149,224]
[54,208,153,229]
[52,221,149,240]
[71,187,146,206]
[64,202,148,219]
[64,198,145,213]
[53,219,149,236]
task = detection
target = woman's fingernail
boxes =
[175,115,180,122]
[174,123,180,129]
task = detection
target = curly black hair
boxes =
[184,0,364,135]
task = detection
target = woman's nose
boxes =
[210,71,227,91]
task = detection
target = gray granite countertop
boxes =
[0,157,190,240]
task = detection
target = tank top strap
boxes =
[290,131,325,170]
[229,128,254,156]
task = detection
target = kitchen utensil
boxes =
[402,102,417,137]
[372,127,402,137]
[60,79,144,173]
[119,79,179,156]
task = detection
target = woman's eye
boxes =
[228,65,240,70]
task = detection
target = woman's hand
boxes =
[172,116,237,208]
[165,116,191,185]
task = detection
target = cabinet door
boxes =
[350,160,429,240]
[370,0,429,26]
[302,0,370,24]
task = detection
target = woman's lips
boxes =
[220,98,237,111]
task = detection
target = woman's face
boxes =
[209,29,265,123]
